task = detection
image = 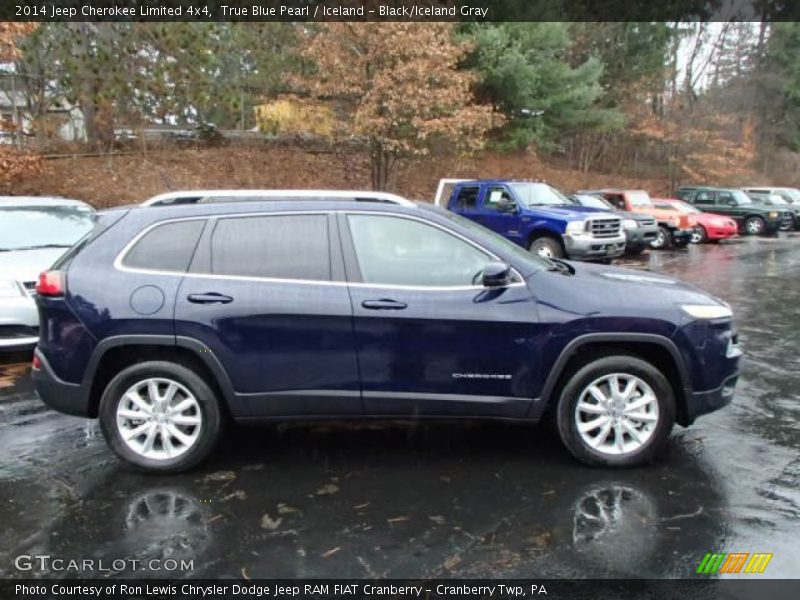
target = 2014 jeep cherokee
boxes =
[32,190,741,473]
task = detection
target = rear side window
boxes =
[454,186,479,209]
[694,191,713,205]
[123,220,205,272]
[54,210,126,270]
[210,214,330,281]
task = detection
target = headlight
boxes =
[769,211,778,219]
[681,304,733,319]
[565,220,586,235]
[0,280,24,298]
[623,219,638,230]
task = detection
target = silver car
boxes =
[0,197,95,350]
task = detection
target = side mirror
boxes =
[481,261,512,288]
[497,197,518,213]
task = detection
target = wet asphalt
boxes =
[1,236,798,580]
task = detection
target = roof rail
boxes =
[141,189,416,208]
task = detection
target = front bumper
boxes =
[670,227,695,244]
[564,233,626,260]
[0,294,39,350]
[31,348,91,417]
[763,218,782,234]
[705,223,738,240]
[624,225,659,249]
[685,372,738,423]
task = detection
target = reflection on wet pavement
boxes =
[1,237,798,579]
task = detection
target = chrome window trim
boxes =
[114,210,526,291]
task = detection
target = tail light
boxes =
[32,355,42,371]
[36,270,65,297]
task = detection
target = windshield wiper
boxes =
[2,244,73,252]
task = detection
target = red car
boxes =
[656,198,738,243]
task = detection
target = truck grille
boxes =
[779,212,794,230]
[589,217,622,238]
[638,217,656,227]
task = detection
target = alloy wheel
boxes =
[651,229,666,249]
[574,373,660,456]
[745,218,764,234]
[116,378,203,460]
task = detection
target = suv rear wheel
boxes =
[98,361,222,473]
[555,356,675,467]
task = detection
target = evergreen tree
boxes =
[465,23,622,150]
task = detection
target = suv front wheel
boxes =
[99,361,222,473]
[556,356,675,467]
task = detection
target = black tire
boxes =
[691,226,707,244]
[528,236,564,259]
[744,215,766,236]
[649,226,671,250]
[555,355,676,468]
[98,361,222,474]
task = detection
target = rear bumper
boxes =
[31,348,91,417]
[685,372,738,424]
[564,233,626,260]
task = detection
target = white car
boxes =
[0,197,95,350]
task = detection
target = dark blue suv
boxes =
[32,191,741,473]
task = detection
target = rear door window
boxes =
[122,220,205,272]
[694,191,713,205]
[453,186,480,210]
[210,214,330,281]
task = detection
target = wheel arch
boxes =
[83,335,238,418]
[527,227,566,252]
[537,333,692,426]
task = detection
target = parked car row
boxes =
[677,186,797,235]
[433,180,800,261]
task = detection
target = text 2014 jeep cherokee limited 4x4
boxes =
[32,190,741,473]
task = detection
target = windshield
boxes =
[781,188,800,203]
[510,183,571,207]
[767,194,788,205]
[627,191,652,207]
[574,194,613,210]
[0,205,95,252]
[421,204,550,271]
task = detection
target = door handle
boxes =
[187,292,233,305]
[361,299,407,310]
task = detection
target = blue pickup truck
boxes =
[435,179,626,261]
